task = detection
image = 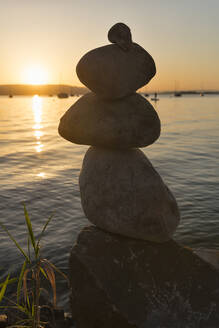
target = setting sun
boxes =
[24,66,48,85]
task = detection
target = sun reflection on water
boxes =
[32,95,46,178]
[37,172,46,178]
[34,130,43,140]
[32,95,44,152]
[32,95,42,122]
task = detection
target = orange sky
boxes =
[0,0,219,91]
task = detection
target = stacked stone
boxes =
[59,22,180,243]
[58,24,219,328]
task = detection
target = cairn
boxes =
[58,23,219,328]
[59,22,180,242]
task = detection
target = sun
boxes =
[24,66,48,85]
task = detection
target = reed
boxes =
[0,204,68,328]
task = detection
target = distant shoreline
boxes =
[0,84,218,96]
[0,84,88,96]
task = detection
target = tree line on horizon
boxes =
[0,84,88,96]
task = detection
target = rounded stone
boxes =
[76,43,156,99]
[79,147,180,242]
[108,22,132,51]
[58,92,160,148]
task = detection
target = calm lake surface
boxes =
[0,94,219,308]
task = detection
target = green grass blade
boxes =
[0,277,17,288]
[25,292,31,311]
[27,236,31,261]
[17,260,27,304]
[7,317,33,327]
[41,259,68,281]
[36,213,54,256]
[23,204,36,255]
[0,274,10,302]
[0,222,30,263]
[2,299,32,319]
[40,267,48,280]
[13,303,32,318]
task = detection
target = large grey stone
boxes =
[69,226,219,328]
[76,43,156,99]
[79,147,180,242]
[58,93,160,148]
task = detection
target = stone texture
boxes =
[58,92,160,148]
[195,249,219,271]
[108,22,132,51]
[76,43,156,99]
[69,226,219,328]
[79,147,180,242]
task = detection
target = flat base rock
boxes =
[69,226,219,328]
[195,249,219,271]
[58,92,160,148]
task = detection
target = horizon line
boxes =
[0,83,219,94]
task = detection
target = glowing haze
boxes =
[24,66,49,85]
[0,0,219,92]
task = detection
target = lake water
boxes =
[0,94,219,309]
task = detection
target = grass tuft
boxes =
[0,204,69,328]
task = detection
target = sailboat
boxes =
[151,92,159,101]
[57,74,69,98]
[174,80,182,97]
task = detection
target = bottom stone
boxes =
[69,226,219,328]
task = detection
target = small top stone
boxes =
[76,24,156,99]
[108,22,132,51]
